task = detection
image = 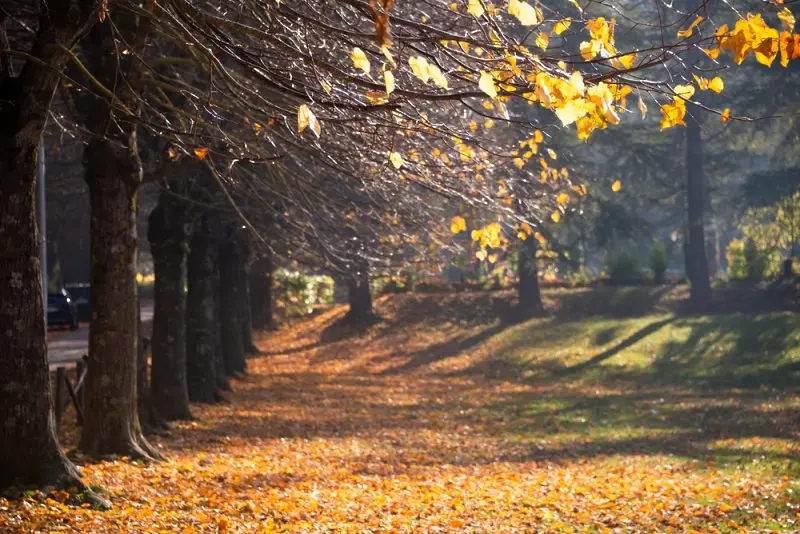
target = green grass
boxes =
[443,300,799,483]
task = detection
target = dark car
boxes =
[64,282,91,322]
[47,288,79,330]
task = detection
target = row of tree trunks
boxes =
[219,236,247,376]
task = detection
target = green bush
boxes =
[604,249,640,285]
[648,243,668,283]
[743,239,769,280]
[726,238,747,280]
[274,269,334,317]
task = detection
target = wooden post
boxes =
[55,367,65,428]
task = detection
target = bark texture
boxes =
[148,195,192,420]
[685,113,711,311]
[186,214,222,402]
[219,236,246,376]
[77,17,160,460]
[346,258,373,322]
[517,236,543,316]
[0,0,105,498]
[250,254,276,331]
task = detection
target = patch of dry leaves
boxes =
[2,295,798,532]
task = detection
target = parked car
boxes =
[64,282,91,322]
[47,288,79,329]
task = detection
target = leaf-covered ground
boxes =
[3,289,799,532]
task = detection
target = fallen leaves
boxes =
[5,294,797,532]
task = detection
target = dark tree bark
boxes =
[148,195,192,421]
[250,254,276,331]
[0,0,106,501]
[346,258,373,322]
[186,214,223,402]
[517,235,543,316]
[685,113,712,311]
[237,235,260,354]
[219,236,246,376]
[77,17,161,461]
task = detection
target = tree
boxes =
[0,0,106,500]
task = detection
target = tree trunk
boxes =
[517,235,543,316]
[0,1,105,500]
[148,196,192,420]
[186,215,221,402]
[250,254,276,331]
[219,239,246,376]
[346,258,373,322]
[237,236,260,354]
[686,113,712,311]
[80,138,160,460]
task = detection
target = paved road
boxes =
[48,305,153,368]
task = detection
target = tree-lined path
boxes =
[6,292,797,532]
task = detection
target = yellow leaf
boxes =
[778,7,795,31]
[351,47,371,75]
[660,98,687,129]
[513,157,525,168]
[721,107,730,123]
[381,45,396,68]
[611,179,622,192]
[451,216,467,234]
[536,32,549,50]
[388,151,404,169]
[556,192,569,204]
[553,18,572,35]
[384,70,395,95]
[702,47,721,60]
[508,0,539,26]
[469,120,478,132]
[534,130,544,143]
[217,516,230,531]
[674,84,695,100]
[637,95,647,119]
[297,104,321,137]
[320,78,332,93]
[551,210,561,223]
[409,56,431,83]
[484,119,495,129]
[428,64,449,88]
[547,148,557,160]
[193,147,209,160]
[619,51,637,69]
[707,76,724,93]
[476,249,488,261]
[677,15,704,39]
[479,71,498,97]
[468,0,485,17]
[487,253,498,263]
[580,40,601,60]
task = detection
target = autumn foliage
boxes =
[3,292,797,532]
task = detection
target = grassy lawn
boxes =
[3,287,798,532]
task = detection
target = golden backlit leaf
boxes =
[450,215,467,234]
[721,107,731,123]
[388,151,404,169]
[351,47,371,75]
[778,7,795,31]
[297,104,321,137]
[193,147,209,160]
[553,18,572,35]
[677,15,704,39]
[478,71,498,97]
[384,70,396,95]
[508,0,539,26]
[551,210,561,223]
[611,179,622,192]
[535,32,550,50]
[467,0,485,17]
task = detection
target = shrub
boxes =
[274,269,334,317]
[743,239,768,280]
[604,249,640,285]
[648,243,668,283]
[726,238,747,280]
